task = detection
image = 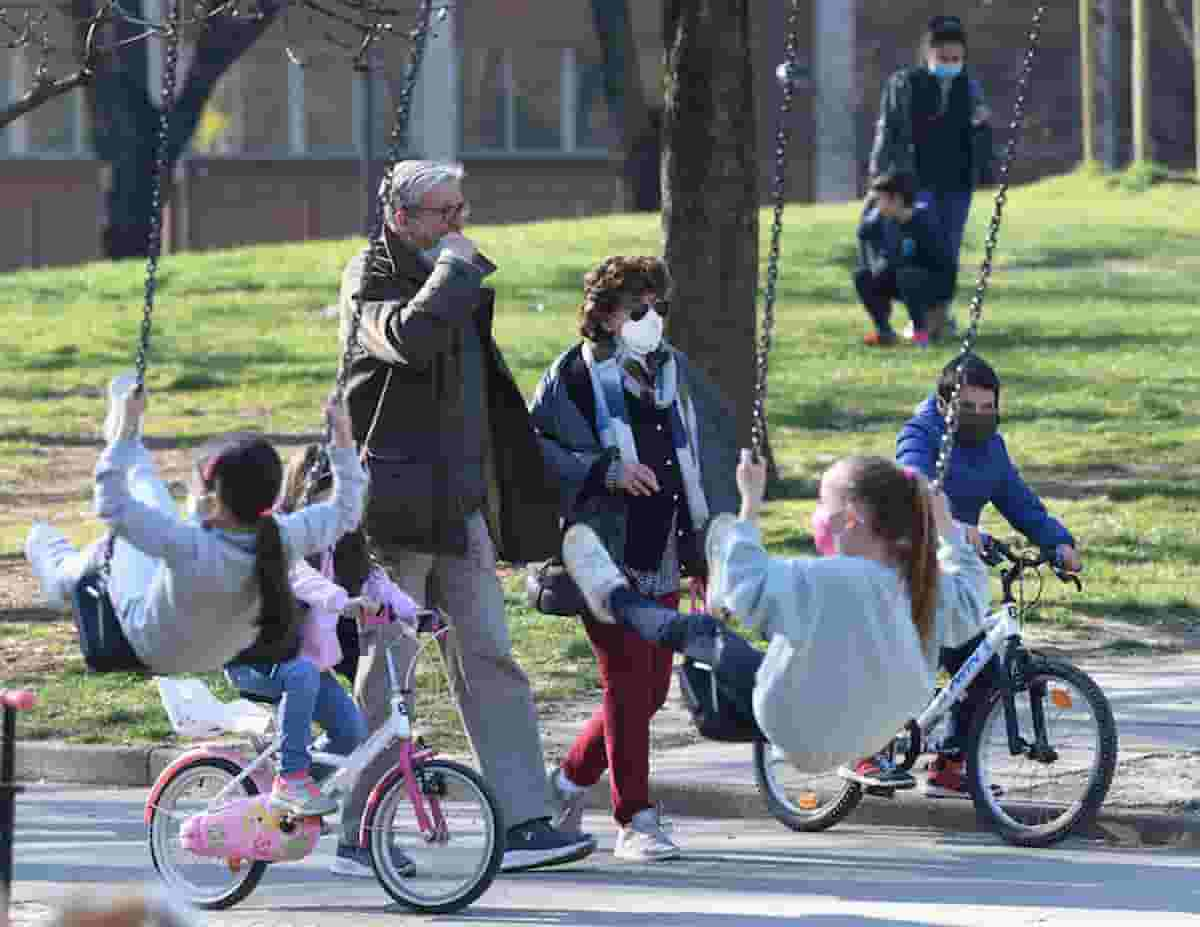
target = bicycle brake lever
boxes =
[1050,567,1082,591]
[414,608,444,634]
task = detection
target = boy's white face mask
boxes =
[620,308,664,356]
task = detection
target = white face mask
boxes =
[620,309,664,356]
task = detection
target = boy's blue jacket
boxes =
[896,396,1074,550]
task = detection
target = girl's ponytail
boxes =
[253,512,298,657]
[202,434,299,661]
[904,476,940,648]
[844,457,940,648]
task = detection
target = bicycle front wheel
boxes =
[753,739,863,833]
[366,758,503,914]
[967,658,1118,848]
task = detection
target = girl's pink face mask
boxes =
[811,507,846,557]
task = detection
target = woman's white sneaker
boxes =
[548,767,589,834]
[613,807,680,862]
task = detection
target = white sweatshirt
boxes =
[713,520,988,772]
[96,440,367,674]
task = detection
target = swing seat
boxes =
[676,658,763,743]
[156,677,274,739]
[72,572,150,674]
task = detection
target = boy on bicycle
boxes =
[897,353,1081,796]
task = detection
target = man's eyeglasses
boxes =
[629,298,670,321]
[408,200,469,223]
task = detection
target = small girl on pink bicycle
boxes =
[224,443,421,874]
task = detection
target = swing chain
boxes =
[933,2,1046,492]
[752,0,801,462]
[300,0,435,506]
[134,0,180,392]
[102,0,180,582]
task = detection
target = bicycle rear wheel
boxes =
[753,739,863,832]
[366,758,503,914]
[967,658,1117,847]
[147,757,267,909]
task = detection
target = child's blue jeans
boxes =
[225,658,367,776]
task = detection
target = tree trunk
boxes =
[591,0,658,210]
[662,0,760,450]
[81,0,282,258]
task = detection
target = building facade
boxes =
[0,0,1194,270]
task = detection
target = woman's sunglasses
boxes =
[629,298,670,321]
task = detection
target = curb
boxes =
[637,776,1200,850]
[16,740,1200,850]
[15,741,185,788]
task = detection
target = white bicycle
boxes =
[756,538,1119,847]
[145,609,503,913]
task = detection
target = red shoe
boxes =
[923,756,1003,799]
[923,756,968,798]
[863,330,899,347]
[838,755,915,789]
[910,331,931,349]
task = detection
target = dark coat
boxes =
[869,66,993,192]
[857,201,955,296]
[338,230,560,563]
[528,342,739,576]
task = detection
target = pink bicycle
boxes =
[144,610,502,913]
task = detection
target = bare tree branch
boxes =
[0,0,426,129]
[1161,0,1195,53]
[0,68,90,126]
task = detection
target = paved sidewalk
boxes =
[12,654,1200,848]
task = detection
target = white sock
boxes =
[556,770,586,796]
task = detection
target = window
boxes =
[2,44,87,157]
[573,47,620,151]
[461,46,616,155]
[303,50,357,156]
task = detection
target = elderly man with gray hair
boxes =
[334,160,594,874]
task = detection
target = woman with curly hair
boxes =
[529,255,738,861]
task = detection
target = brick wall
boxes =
[0,162,103,271]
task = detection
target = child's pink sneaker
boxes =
[910,331,930,349]
[271,772,338,816]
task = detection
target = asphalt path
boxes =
[7,786,1200,926]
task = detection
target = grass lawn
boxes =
[1,168,1198,745]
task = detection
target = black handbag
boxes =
[676,658,763,743]
[72,572,150,674]
[525,556,587,617]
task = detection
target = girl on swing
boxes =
[24,373,367,676]
[562,449,989,778]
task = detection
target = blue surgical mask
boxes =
[931,63,963,79]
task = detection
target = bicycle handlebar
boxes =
[979,534,1082,591]
[1,689,36,711]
